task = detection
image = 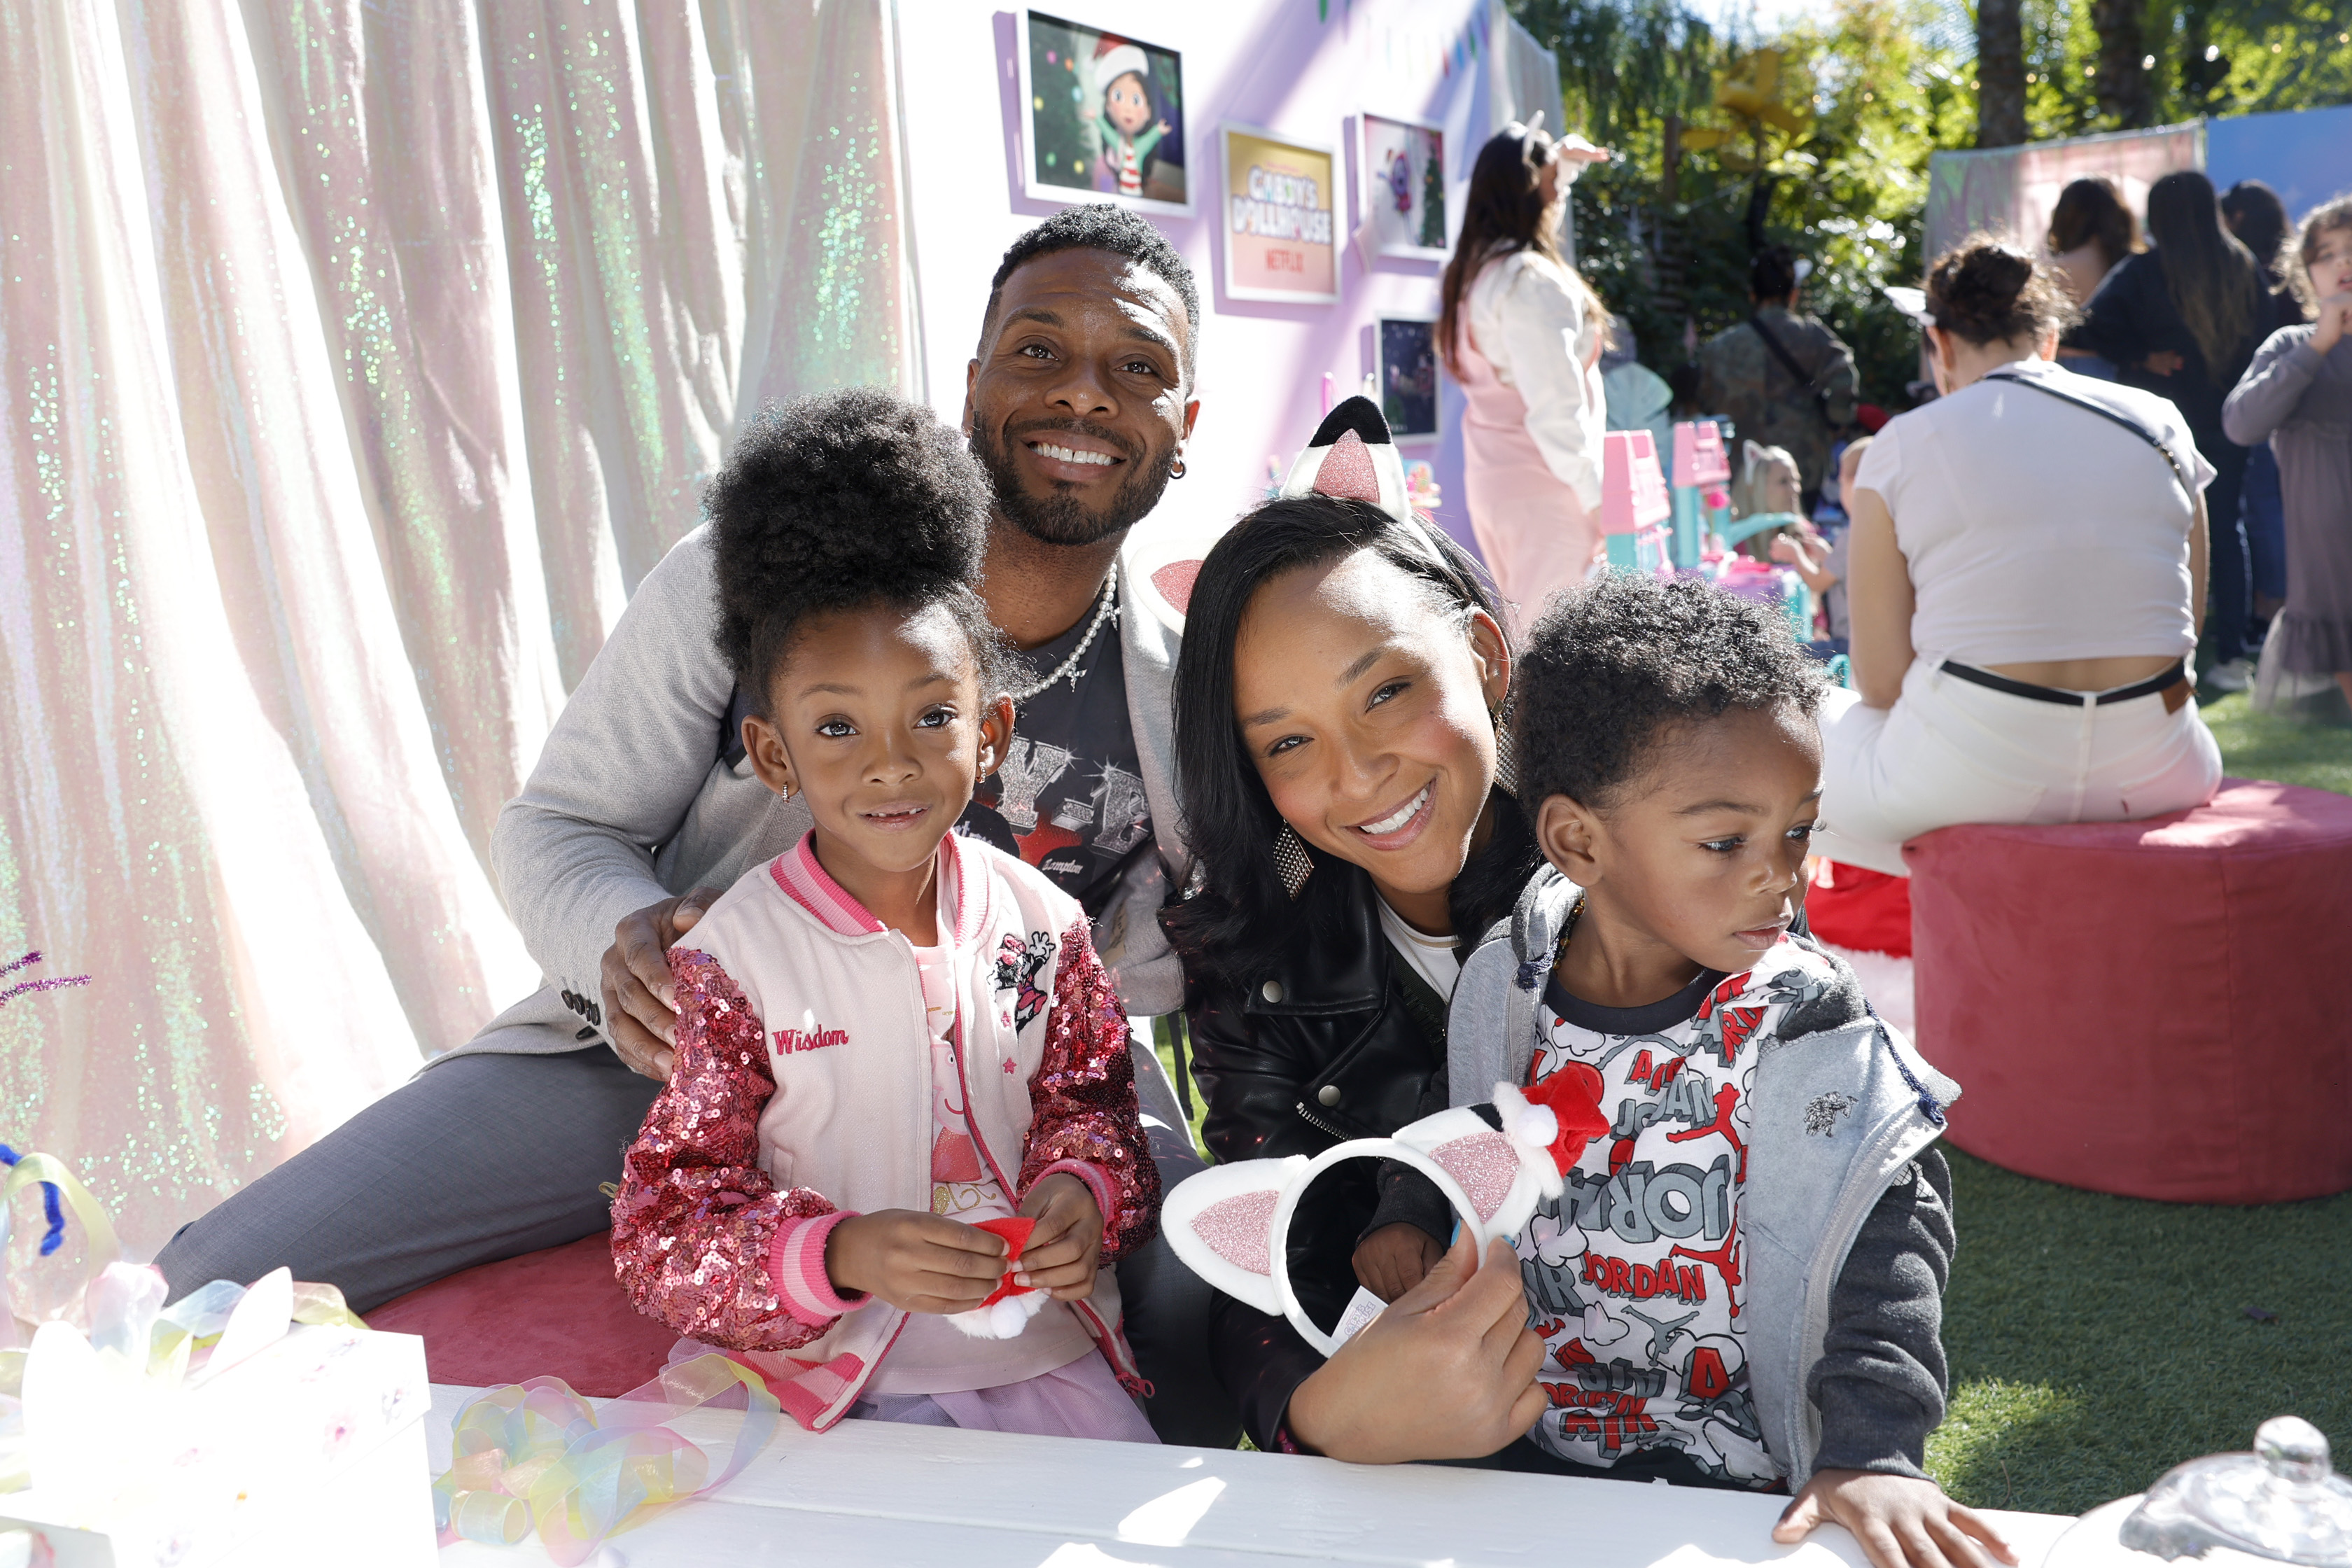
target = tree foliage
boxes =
[1511,0,2351,410]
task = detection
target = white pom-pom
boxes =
[946,1287,1048,1339]
[1494,1082,1555,1149]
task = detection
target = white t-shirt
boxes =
[1852,356,2215,666]
[1376,895,1462,999]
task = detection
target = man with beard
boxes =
[154,206,1240,1445]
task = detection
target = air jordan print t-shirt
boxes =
[960,591,1152,921]
[1514,933,1857,1488]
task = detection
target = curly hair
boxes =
[1515,575,1824,810]
[708,388,1016,708]
[982,204,1200,377]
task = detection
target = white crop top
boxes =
[1852,356,2215,666]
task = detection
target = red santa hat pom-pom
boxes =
[947,1216,1050,1340]
[1497,1065,1611,1182]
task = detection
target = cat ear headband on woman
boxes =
[1161,1070,1610,1355]
[1280,395,1420,526]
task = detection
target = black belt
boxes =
[1940,659,2187,706]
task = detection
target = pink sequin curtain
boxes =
[0,0,913,1256]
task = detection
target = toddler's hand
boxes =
[1015,1172,1104,1301]
[1353,1222,1444,1303]
[1773,1469,2017,1568]
[825,1209,1007,1316]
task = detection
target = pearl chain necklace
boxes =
[1009,564,1120,702]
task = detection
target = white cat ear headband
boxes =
[1163,1072,1611,1356]
[1280,396,1416,527]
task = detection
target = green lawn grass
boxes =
[1152,696,2351,1510]
[2199,690,2352,794]
[1930,1150,2352,1514]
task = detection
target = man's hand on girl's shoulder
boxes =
[601,885,727,1080]
[1774,1468,2017,1568]
[1016,1173,1105,1300]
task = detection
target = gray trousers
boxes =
[154,1043,1240,1449]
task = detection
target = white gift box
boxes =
[1,1320,435,1568]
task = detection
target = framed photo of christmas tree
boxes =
[1018,11,1192,216]
[1356,113,1448,261]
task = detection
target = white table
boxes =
[428,1385,2077,1568]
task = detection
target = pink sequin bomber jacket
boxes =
[610,829,1161,1431]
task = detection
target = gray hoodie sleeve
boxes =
[1809,1147,1954,1479]
[489,528,735,997]
[2223,328,2325,447]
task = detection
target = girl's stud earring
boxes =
[1273,822,1312,900]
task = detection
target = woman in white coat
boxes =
[1436,118,1611,631]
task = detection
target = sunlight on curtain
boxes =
[0,0,911,1254]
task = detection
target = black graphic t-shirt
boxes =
[958,595,1152,922]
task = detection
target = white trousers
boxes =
[1815,659,2222,876]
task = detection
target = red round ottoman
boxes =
[364,1232,676,1394]
[1905,778,2352,1204]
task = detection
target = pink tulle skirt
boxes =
[850,1352,1157,1443]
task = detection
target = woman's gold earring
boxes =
[1273,823,1312,899]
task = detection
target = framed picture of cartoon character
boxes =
[1018,11,1193,216]
[1356,112,1448,262]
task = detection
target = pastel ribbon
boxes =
[0,1149,366,1494]
[435,1354,780,1565]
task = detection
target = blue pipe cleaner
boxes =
[0,1142,68,1256]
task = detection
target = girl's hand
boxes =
[1773,1469,2019,1568]
[2312,293,2352,356]
[1353,1222,1443,1303]
[825,1210,1007,1315]
[1015,1173,1104,1300]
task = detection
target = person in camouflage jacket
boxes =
[1699,246,1859,505]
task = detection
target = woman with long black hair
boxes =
[1163,402,1548,1461]
[1438,118,1611,630]
[2071,170,2269,690]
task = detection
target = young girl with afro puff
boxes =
[610,388,1161,1441]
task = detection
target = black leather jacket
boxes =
[1184,860,1446,1447]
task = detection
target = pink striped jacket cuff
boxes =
[766,1209,865,1327]
[1036,1160,1120,1227]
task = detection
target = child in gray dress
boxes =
[2224,195,2352,714]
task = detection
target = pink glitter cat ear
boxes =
[1161,1101,1562,1358]
[1159,1158,1301,1320]
[1278,396,1414,526]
